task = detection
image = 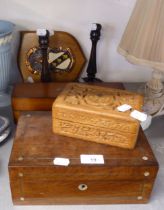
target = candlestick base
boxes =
[83,77,102,83]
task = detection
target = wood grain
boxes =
[8,112,158,205]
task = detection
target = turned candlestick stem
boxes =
[83,23,102,82]
[38,29,51,82]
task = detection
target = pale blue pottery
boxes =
[0,20,14,106]
[0,20,14,38]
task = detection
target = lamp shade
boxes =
[118,0,164,72]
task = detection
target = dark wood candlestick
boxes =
[83,23,102,82]
[38,30,51,82]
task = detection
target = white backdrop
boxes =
[0,0,154,83]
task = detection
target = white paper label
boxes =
[53,157,70,166]
[117,104,132,112]
[130,110,147,122]
[27,76,34,83]
[49,30,55,36]
[80,155,104,164]
[91,23,97,30]
[37,28,47,36]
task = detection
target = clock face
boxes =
[26,47,74,76]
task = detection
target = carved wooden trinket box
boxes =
[52,83,144,149]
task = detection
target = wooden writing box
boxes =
[52,83,143,149]
[12,82,123,122]
[11,82,66,122]
[8,112,158,205]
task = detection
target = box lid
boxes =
[53,83,144,123]
[9,112,158,181]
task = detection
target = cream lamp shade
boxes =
[118,0,164,72]
[118,0,164,124]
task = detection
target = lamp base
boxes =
[139,70,164,119]
[0,91,11,107]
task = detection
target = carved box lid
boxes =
[53,83,144,122]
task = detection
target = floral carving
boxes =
[55,119,134,148]
[63,84,137,110]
